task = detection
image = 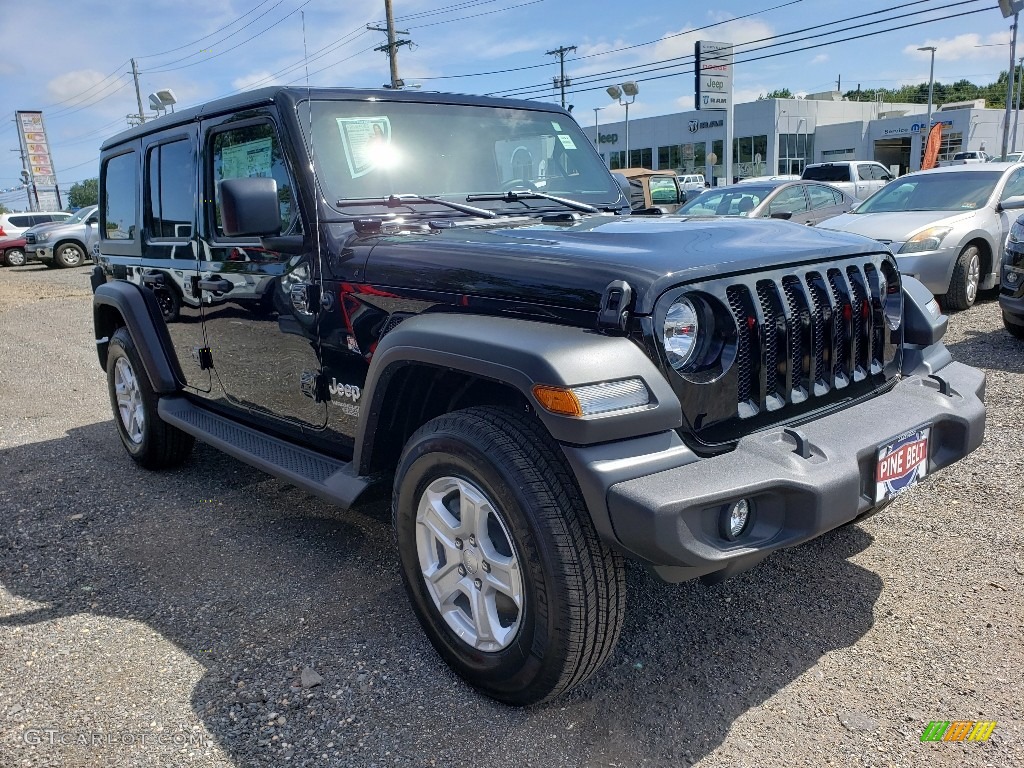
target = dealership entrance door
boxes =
[874,138,912,175]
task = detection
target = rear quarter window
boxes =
[803,166,850,183]
[102,151,138,241]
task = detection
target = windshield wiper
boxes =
[466,189,599,214]
[337,194,497,219]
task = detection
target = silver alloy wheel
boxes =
[58,244,82,266]
[966,250,980,304]
[6,248,25,266]
[415,476,525,652]
[114,357,145,444]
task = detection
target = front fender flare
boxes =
[354,313,682,471]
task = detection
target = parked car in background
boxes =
[736,174,801,184]
[999,213,1024,338]
[678,172,706,200]
[0,211,72,238]
[947,151,993,165]
[997,151,1024,163]
[817,163,1024,310]
[674,179,857,225]
[0,236,28,267]
[801,161,894,200]
[619,168,687,213]
[25,204,99,268]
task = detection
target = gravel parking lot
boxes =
[0,263,1021,768]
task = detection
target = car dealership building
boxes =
[582,93,1015,182]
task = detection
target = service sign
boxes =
[695,41,733,111]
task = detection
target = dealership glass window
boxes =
[629,148,653,169]
[711,139,724,181]
[147,139,194,240]
[777,133,814,175]
[920,131,963,165]
[609,150,626,169]
[102,152,137,241]
[732,135,768,178]
[658,142,707,173]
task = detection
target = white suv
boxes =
[0,211,72,238]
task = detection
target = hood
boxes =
[818,210,976,243]
[362,215,884,316]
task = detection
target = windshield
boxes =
[853,171,1000,213]
[676,185,775,216]
[300,100,621,215]
[66,206,95,224]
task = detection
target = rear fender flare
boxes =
[93,280,183,393]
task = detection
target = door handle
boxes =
[198,277,233,294]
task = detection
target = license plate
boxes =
[875,427,930,503]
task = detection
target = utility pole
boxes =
[131,58,146,124]
[368,0,412,88]
[546,45,576,109]
[1003,13,1019,159]
[1014,55,1024,153]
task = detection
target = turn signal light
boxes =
[532,385,583,417]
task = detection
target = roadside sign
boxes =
[695,41,733,111]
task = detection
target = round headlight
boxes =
[664,297,700,371]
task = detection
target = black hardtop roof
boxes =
[101,87,568,151]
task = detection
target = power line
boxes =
[406,0,546,29]
[144,0,314,74]
[135,0,279,59]
[492,0,988,99]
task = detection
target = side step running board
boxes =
[158,396,369,509]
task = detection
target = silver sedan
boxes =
[674,180,857,226]
[817,163,1024,310]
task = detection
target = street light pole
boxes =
[918,46,937,128]
[1003,13,1019,159]
[1013,56,1024,153]
[593,106,603,151]
[607,82,639,169]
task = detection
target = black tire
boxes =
[1004,312,1024,339]
[54,241,85,268]
[944,244,981,311]
[393,406,626,706]
[3,248,26,267]
[106,327,194,469]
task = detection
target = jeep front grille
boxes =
[659,254,901,445]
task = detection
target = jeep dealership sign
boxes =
[695,41,733,111]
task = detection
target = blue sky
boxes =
[0,0,1017,209]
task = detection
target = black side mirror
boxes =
[770,211,793,220]
[220,177,281,237]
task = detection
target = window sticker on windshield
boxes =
[221,138,273,179]
[551,121,562,131]
[557,134,577,150]
[336,117,392,179]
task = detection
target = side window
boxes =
[870,165,890,181]
[1001,168,1024,201]
[649,176,681,204]
[10,215,32,228]
[210,122,295,238]
[857,164,873,181]
[147,138,195,240]
[769,186,809,214]
[102,152,138,241]
[628,179,647,210]
[806,184,838,210]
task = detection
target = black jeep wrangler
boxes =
[91,87,986,705]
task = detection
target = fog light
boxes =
[723,499,751,540]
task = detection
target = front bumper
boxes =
[565,360,985,583]
[35,246,52,262]
[890,244,957,296]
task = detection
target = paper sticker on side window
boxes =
[336,117,392,179]
[221,138,273,179]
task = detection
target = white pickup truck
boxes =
[801,161,895,200]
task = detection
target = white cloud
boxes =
[46,70,111,104]
[811,54,829,65]
[904,32,1012,61]
[652,17,775,61]
[232,71,282,91]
